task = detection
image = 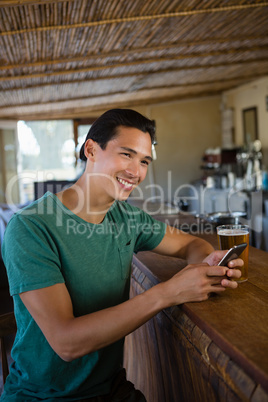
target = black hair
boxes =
[79,108,156,161]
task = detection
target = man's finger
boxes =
[206,265,227,277]
[227,258,244,268]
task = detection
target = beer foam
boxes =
[218,229,248,235]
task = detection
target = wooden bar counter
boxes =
[124,214,268,402]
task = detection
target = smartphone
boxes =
[217,243,248,266]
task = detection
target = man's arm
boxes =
[19,224,242,363]
[20,261,240,363]
[152,225,215,262]
[151,224,243,277]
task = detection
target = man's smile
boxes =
[116,176,137,190]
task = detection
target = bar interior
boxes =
[0,1,268,401]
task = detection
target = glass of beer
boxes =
[216,225,249,282]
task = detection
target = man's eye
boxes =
[122,153,130,157]
[141,160,149,166]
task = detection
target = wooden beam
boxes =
[0,0,75,6]
[1,57,268,83]
[0,83,252,121]
[1,2,268,37]
[0,74,263,109]
[1,43,267,72]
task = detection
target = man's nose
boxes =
[125,159,140,177]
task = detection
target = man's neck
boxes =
[56,177,115,224]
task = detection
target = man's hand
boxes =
[202,250,243,283]
[157,258,242,307]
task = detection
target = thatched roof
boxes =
[0,0,268,120]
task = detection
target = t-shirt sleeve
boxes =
[132,209,167,253]
[2,213,65,296]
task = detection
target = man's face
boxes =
[88,126,153,201]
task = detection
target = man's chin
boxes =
[114,190,132,201]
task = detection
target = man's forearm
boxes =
[184,237,215,264]
[152,225,215,262]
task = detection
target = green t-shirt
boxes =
[1,192,166,401]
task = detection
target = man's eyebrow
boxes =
[120,147,153,162]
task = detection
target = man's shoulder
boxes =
[5,192,56,230]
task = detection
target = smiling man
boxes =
[1,109,242,402]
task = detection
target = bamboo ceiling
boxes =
[0,0,268,120]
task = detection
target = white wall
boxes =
[223,76,268,166]
[131,96,222,203]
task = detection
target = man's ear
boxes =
[84,139,96,161]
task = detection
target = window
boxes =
[0,123,19,204]
[17,120,77,202]
[0,118,96,204]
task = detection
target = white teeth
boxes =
[117,177,133,187]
